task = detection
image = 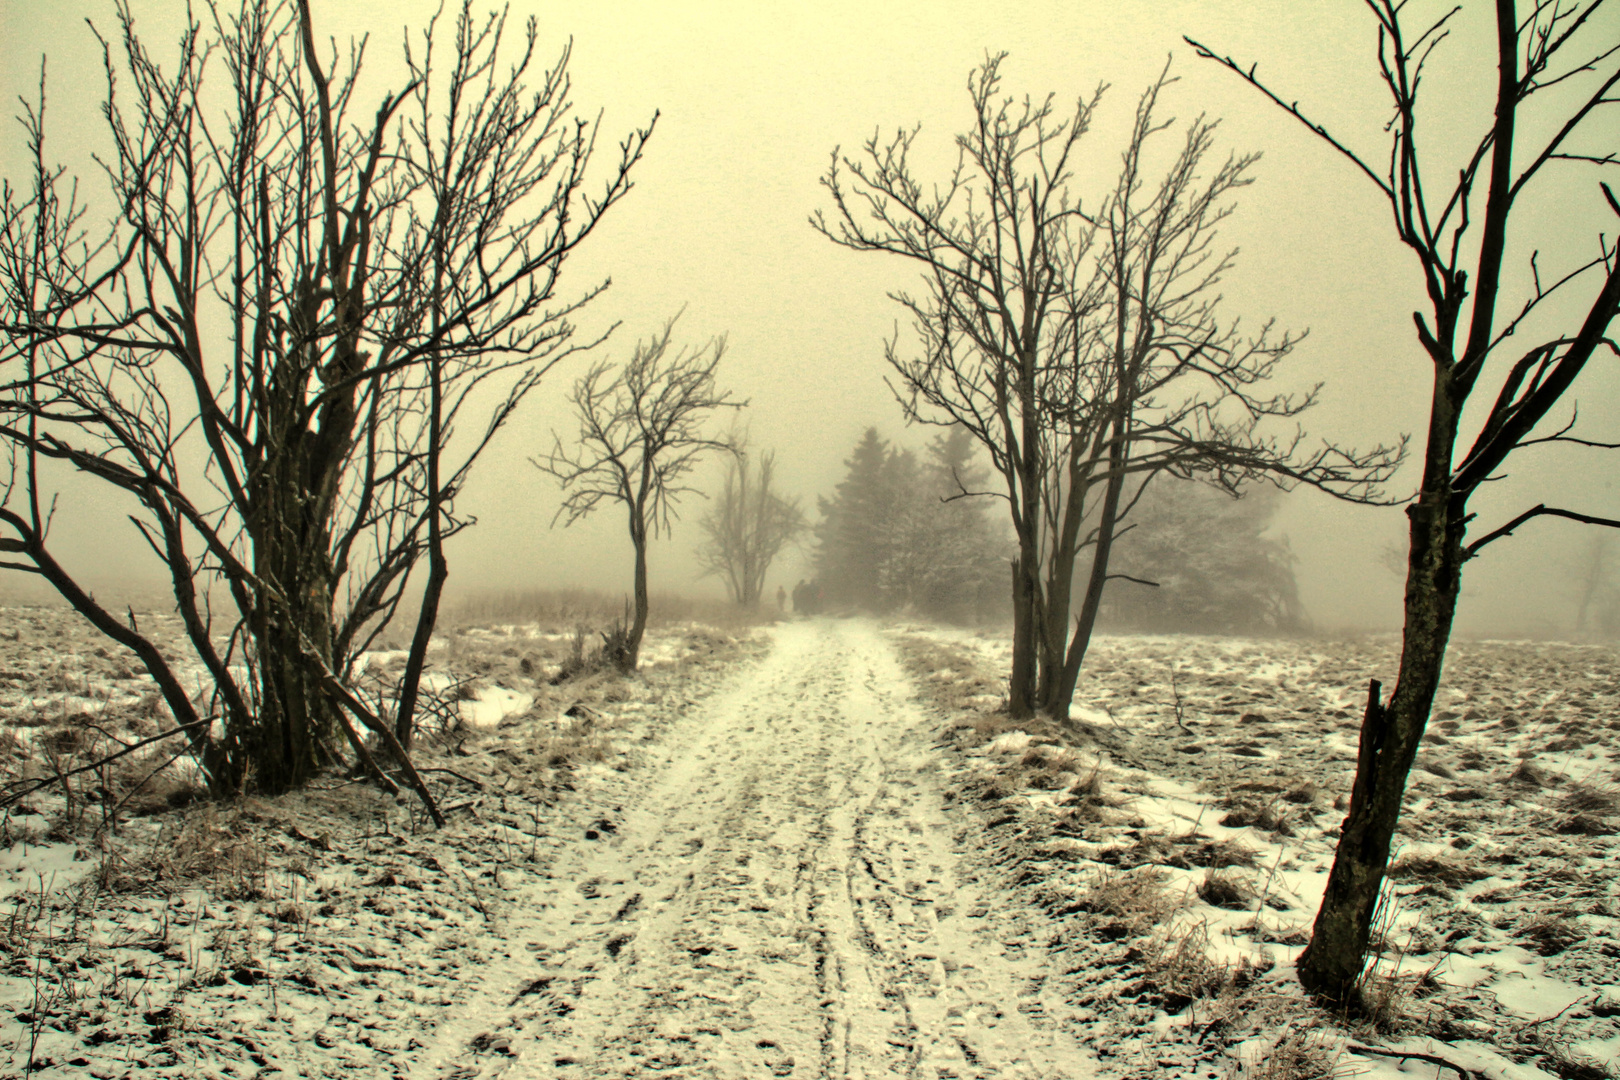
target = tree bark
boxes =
[1008,548,1040,718]
[628,528,650,671]
[1297,455,1465,1001]
[1053,451,1129,719]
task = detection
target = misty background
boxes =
[3,0,1617,636]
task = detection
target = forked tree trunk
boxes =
[1297,485,1465,1001]
[1036,522,1081,714]
[247,337,358,792]
[1052,452,1129,720]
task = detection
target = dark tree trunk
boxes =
[1008,546,1040,718]
[1036,507,1081,714]
[1052,453,1128,719]
[628,526,649,671]
[247,327,358,793]
[394,301,448,753]
[253,472,342,793]
[395,546,447,752]
[1297,436,1466,1001]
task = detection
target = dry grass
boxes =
[101,805,269,897]
[1138,919,1263,1006]
[1519,913,1585,956]
[534,731,613,768]
[1219,798,1295,836]
[1055,866,1182,933]
[1508,758,1559,788]
[1233,1031,1343,1080]
[1017,745,1082,790]
[1560,782,1619,815]
[1187,837,1260,869]
[1536,1040,1617,1080]
[1555,813,1616,836]
[1198,868,1256,909]
[1354,968,1418,1034]
[1387,852,1489,887]
[969,713,1018,741]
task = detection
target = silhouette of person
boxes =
[776,584,786,612]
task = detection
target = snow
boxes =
[889,622,1620,1079]
[1,605,1616,1079]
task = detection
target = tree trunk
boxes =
[253,468,342,793]
[1297,488,1465,1002]
[1036,519,1079,714]
[395,305,448,752]
[628,529,649,671]
[249,360,353,793]
[1008,546,1040,719]
[395,547,447,753]
[1053,458,1128,720]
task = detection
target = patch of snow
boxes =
[985,730,1033,755]
[457,683,534,728]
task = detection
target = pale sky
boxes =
[3,0,1617,634]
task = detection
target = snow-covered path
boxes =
[408,618,1096,1080]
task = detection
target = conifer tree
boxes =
[815,428,892,605]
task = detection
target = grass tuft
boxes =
[1236,1031,1343,1080]
[1387,852,1488,887]
[1198,868,1255,909]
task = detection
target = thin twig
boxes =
[1343,1043,1484,1080]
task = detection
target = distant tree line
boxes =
[813,427,1307,633]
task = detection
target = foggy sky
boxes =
[3,0,1617,636]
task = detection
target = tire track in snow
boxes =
[405,618,1095,1080]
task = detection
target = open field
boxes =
[0,603,1615,1079]
[893,624,1620,1079]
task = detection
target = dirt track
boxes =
[408,618,1094,1080]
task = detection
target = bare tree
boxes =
[535,313,741,669]
[0,0,653,801]
[814,54,1400,721]
[696,443,805,608]
[1191,0,1620,1005]
[1570,533,1615,636]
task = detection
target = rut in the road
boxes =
[409,618,1097,1080]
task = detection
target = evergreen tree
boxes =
[815,428,892,605]
[817,427,1008,620]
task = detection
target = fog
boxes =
[3,0,1617,637]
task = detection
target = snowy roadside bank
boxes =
[0,606,765,1079]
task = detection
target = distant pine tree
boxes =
[818,426,1008,620]
[815,428,893,606]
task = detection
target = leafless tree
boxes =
[814,54,1401,721]
[1191,0,1620,1006]
[696,443,805,608]
[0,0,653,803]
[1570,533,1615,636]
[535,313,741,670]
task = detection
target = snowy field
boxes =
[890,624,1620,1079]
[0,605,1615,1080]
